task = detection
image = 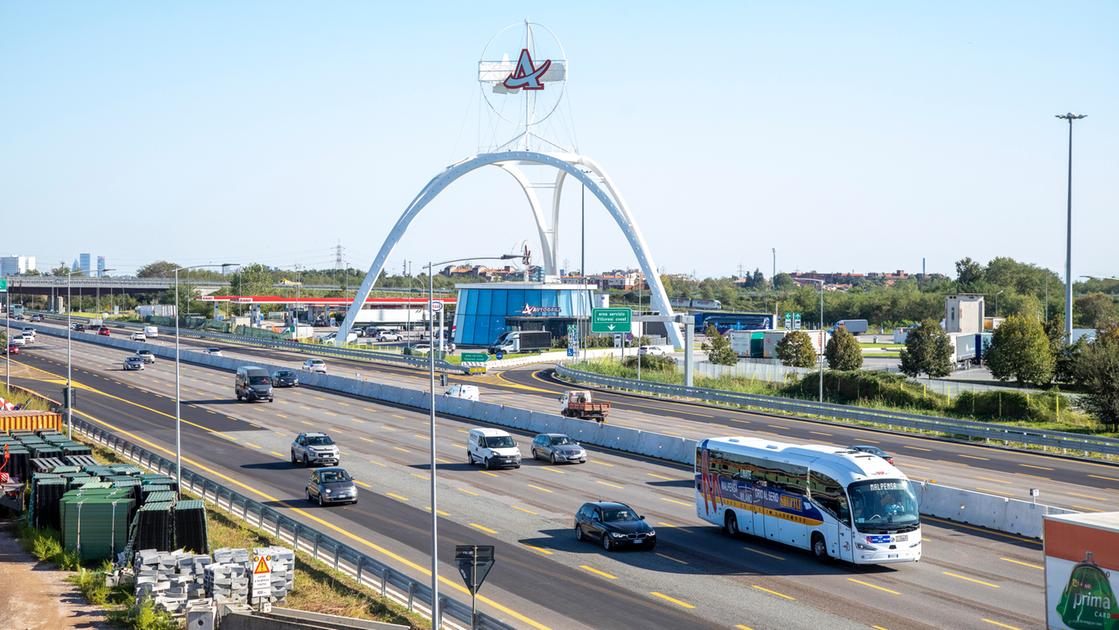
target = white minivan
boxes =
[444,384,479,402]
[466,428,521,470]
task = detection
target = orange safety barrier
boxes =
[0,411,63,433]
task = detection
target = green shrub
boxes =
[29,529,63,562]
[109,597,179,630]
[622,354,676,371]
[70,568,110,605]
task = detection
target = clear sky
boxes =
[2,2,1116,279]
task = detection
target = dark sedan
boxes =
[306,467,358,506]
[850,444,894,465]
[271,369,300,387]
[574,501,656,551]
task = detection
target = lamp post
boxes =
[64,268,83,439]
[799,278,825,404]
[173,263,236,497]
[423,254,517,630]
[4,275,9,390]
[994,290,1004,319]
[1056,112,1086,343]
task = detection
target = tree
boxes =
[704,324,738,366]
[229,263,274,296]
[898,319,953,378]
[955,257,984,292]
[1075,293,1119,329]
[772,273,796,291]
[825,326,863,370]
[137,261,179,278]
[1075,327,1119,431]
[776,330,817,368]
[986,315,1055,386]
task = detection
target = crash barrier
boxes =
[36,313,464,373]
[555,365,1119,461]
[41,326,1072,539]
[71,417,514,630]
[913,482,1075,539]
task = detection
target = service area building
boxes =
[453,282,596,347]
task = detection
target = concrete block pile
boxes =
[204,548,251,604]
[132,548,211,615]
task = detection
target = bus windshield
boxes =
[847,479,920,533]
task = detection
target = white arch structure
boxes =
[336,150,683,348]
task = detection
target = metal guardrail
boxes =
[555,365,1119,459]
[37,312,464,373]
[71,417,515,630]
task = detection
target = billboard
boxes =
[1045,514,1119,630]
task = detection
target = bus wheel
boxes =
[811,533,829,561]
[724,511,740,537]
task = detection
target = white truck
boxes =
[488,330,552,354]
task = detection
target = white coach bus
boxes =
[695,436,921,564]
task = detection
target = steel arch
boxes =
[336,150,682,348]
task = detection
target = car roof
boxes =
[539,433,569,438]
[586,501,631,510]
[316,466,348,474]
[301,432,329,438]
[471,427,511,437]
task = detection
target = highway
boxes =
[4,328,1053,629]
[82,319,1119,514]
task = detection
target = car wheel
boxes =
[306,490,313,503]
[602,535,612,552]
[318,494,325,507]
[484,457,492,470]
[811,532,830,562]
[291,451,297,465]
[302,454,309,467]
[236,392,242,401]
[467,450,474,465]
[550,452,557,465]
[575,526,584,542]
[724,510,740,537]
[531,449,538,460]
[269,397,274,403]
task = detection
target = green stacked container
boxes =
[60,489,135,561]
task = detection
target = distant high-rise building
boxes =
[78,253,93,276]
[0,255,37,276]
[97,256,107,277]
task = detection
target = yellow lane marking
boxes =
[649,591,695,609]
[1067,491,1107,501]
[368,460,387,467]
[423,507,450,517]
[646,472,676,481]
[1089,474,1119,482]
[386,492,409,502]
[943,571,999,588]
[206,409,218,415]
[981,619,1022,630]
[752,584,795,600]
[540,467,567,475]
[657,521,692,534]
[469,523,497,535]
[20,389,551,630]
[324,411,338,417]
[270,451,285,459]
[578,565,617,580]
[655,552,688,565]
[276,413,289,419]
[847,577,900,595]
[589,460,615,468]
[301,420,313,426]
[871,626,889,630]
[904,445,932,452]
[527,484,553,494]
[1071,505,1098,512]
[976,476,1012,485]
[314,395,327,401]
[381,425,396,431]
[392,446,410,454]
[922,515,1041,545]
[355,480,373,489]
[350,418,365,424]
[360,436,375,443]
[410,473,427,480]
[457,487,480,497]
[808,431,832,437]
[742,546,785,561]
[1000,557,1043,570]
[660,497,691,507]
[513,506,538,516]
[522,544,553,555]
[1019,463,1053,471]
[480,471,499,478]
[245,443,261,450]
[902,463,931,470]
[735,626,754,630]
[337,401,350,407]
[392,414,407,420]
[456,428,469,434]
[596,480,624,489]
[959,454,989,461]
[767,424,787,431]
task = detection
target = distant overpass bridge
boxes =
[1,276,452,298]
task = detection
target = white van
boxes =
[444,384,479,402]
[466,428,521,470]
[144,325,159,338]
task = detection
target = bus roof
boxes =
[701,436,907,485]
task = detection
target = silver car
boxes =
[291,432,340,467]
[135,350,156,364]
[306,467,357,506]
[123,356,145,371]
[531,433,587,464]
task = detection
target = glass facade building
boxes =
[454,283,595,346]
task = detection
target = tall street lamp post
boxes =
[1056,112,1086,343]
[173,263,236,497]
[423,254,517,629]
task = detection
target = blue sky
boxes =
[2,2,1116,279]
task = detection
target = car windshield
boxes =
[550,436,574,445]
[320,470,351,483]
[602,508,639,522]
[484,436,515,448]
[249,376,270,385]
[848,479,920,533]
[307,436,334,446]
[310,360,324,365]
[275,371,293,377]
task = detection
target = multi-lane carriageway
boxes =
[6,324,1108,629]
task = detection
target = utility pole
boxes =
[1056,112,1086,342]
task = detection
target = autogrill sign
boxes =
[521,304,561,316]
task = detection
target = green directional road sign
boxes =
[591,308,632,333]
[461,352,489,363]
[0,278,6,292]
